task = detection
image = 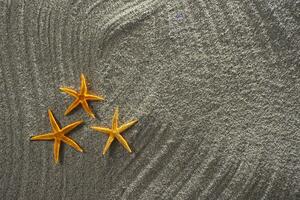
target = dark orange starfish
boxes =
[91,107,138,155]
[30,109,84,164]
[60,74,104,118]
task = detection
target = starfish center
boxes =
[78,94,85,100]
[54,131,64,136]
[112,130,119,136]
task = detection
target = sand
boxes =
[0,0,299,199]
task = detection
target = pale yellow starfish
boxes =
[91,107,138,155]
[30,109,84,164]
[60,73,104,118]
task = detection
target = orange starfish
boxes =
[30,109,84,164]
[60,74,104,118]
[91,107,138,155]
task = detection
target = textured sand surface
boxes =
[0,0,299,199]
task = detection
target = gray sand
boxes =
[0,0,299,199]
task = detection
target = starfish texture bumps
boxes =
[91,107,138,155]
[30,109,84,164]
[60,73,104,118]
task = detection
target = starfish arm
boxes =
[85,94,104,101]
[53,139,61,164]
[61,120,83,134]
[118,120,138,133]
[112,107,119,130]
[48,109,60,132]
[30,132,55,141]
[60,87,78,98]
[115,134,132,153]
[81,100,95,118]
[90,126,112,135]
[61,136,83,152]
[80,73,88,94]
[64,99,80,115]
[102,135,115,155]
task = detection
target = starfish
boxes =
[30,109,84,164]
[91,107,138,155]
[60,73,104,118]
